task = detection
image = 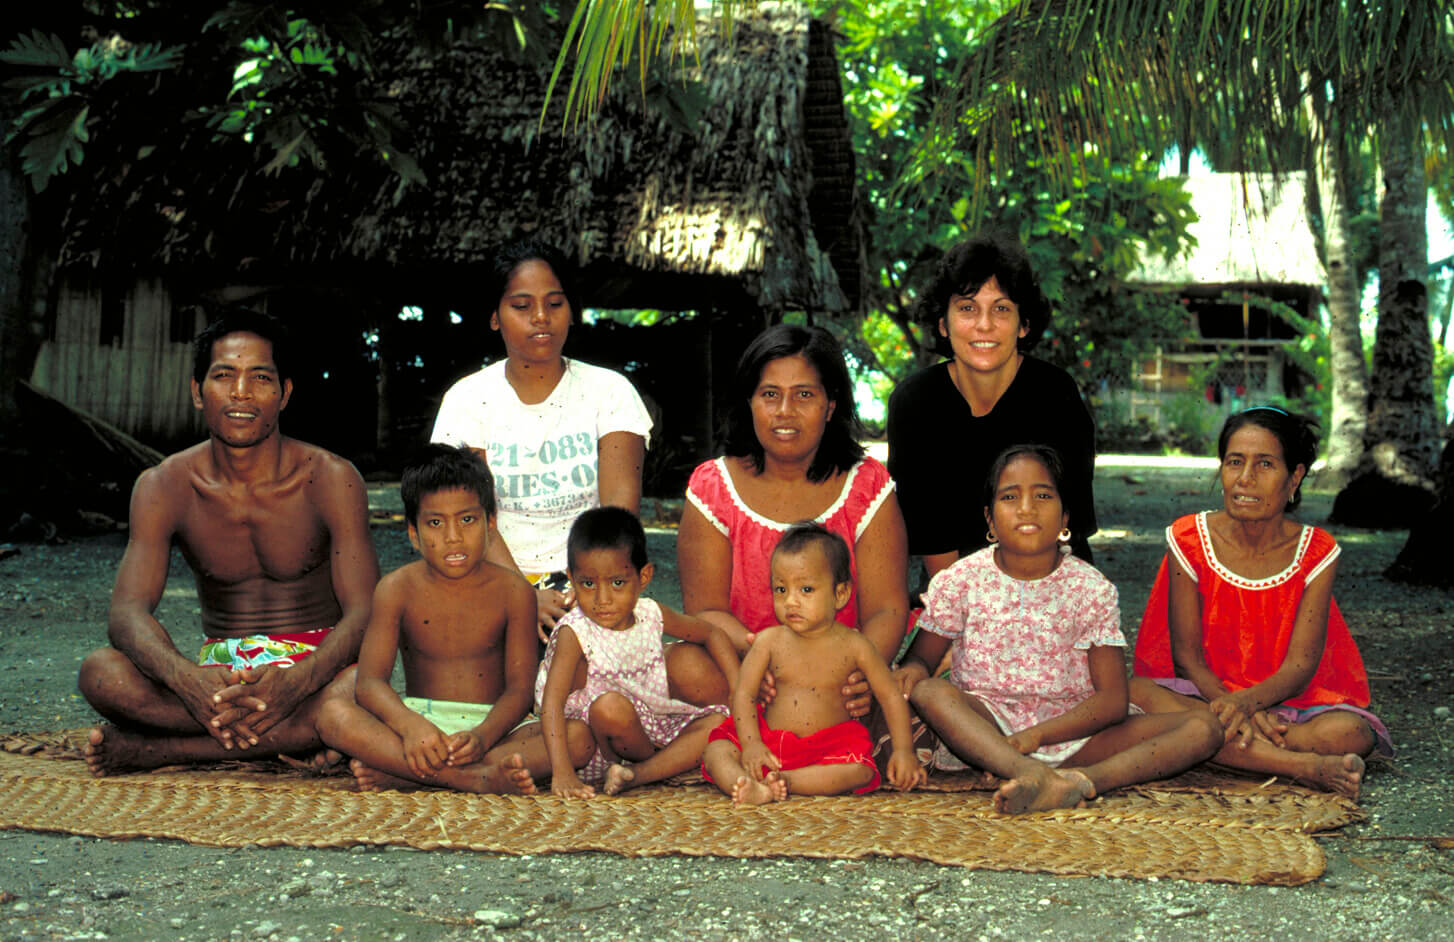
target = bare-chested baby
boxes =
[316,444,592,793]
[701,523,926,803]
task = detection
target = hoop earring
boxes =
[1058,528,1073,555]
[986,528,997,545]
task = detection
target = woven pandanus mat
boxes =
[0,751,1352,885]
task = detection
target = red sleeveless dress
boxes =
[1133,512,1371,709]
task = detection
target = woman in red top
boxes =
[1131,408,1391,799]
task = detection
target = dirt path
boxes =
[1,464,1450,940]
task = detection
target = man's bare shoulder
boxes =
[284,438,367,491]
[141,442,210,487]
[129,443,211,521]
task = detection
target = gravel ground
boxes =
[1,460,1450,941]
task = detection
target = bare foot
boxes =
[731,771,788,805]
[603,763,635,796]
[278,748,344,774]
[349,759,418,792]
[82,725,152,777]
[497,754,537,796]
[1298,753,1364,800]
[994,767,1096,814]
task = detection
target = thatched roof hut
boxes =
[1129,172,1326,290]
[50,1,862,316]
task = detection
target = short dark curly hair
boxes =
[567,506,650,574]
[914,231,1052,357]
[192,309,292,386]
[401,443,496,525]
[773,521,852,588]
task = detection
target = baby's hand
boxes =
[550,772,595,799]
[886,749,927,791]
[741,742,780,782]
[1005,729,1041,755]
[445,730,483,766]
[402,719,450,778]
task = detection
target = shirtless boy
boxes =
[702,523,926,803]
[316,444,591,792]
[79,310,379,775]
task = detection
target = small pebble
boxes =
[474,909,522,929]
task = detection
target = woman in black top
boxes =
[887,232,1097,580]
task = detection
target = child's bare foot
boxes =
[1297,753,1364,799]
[498,754,537,795]
[83,726,148,777]
[994,767,1096,814]
[603,763,635,796]
[731,771,788,805]
[349,759,418,792]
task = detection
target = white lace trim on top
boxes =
[711,456,884,532]
[1191,511,1321,590]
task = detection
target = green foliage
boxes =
[826,2,1197,421]
[1158,392,1219,456]
[546,0,728,130]
[197,6,427,190]
[1,29,182,192]
[1433,339,1454,425]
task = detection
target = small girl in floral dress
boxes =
[893,445,1221,813]
[537,507,739,797]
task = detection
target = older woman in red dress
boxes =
[1131,408,1392,799]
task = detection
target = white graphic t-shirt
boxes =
[431,358,653,573]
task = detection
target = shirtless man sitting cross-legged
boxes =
[78,310,380,775]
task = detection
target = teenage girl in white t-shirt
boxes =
[432,241,654,635]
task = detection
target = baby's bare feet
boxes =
[1300,753,1364,800]
[349,759,416,792]
[994,767,1095,814]
[731,771,788,805]
[603,763,635,796]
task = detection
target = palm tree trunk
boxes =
[1331,113,1438,526]
[1307,92,1368,491]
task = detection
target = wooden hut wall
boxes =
[29,278,203,445]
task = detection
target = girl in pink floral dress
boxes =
[893,445,1221,813]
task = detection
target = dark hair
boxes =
[567,506,649,573]
[401,444,496,524]
[772,522,852,587]
[1216,407,1319,511]
[192,309,293,385]
[722,324,865,482]
[914,231,1052,356]
[982,444,1068,517]
[484,239,581,322]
